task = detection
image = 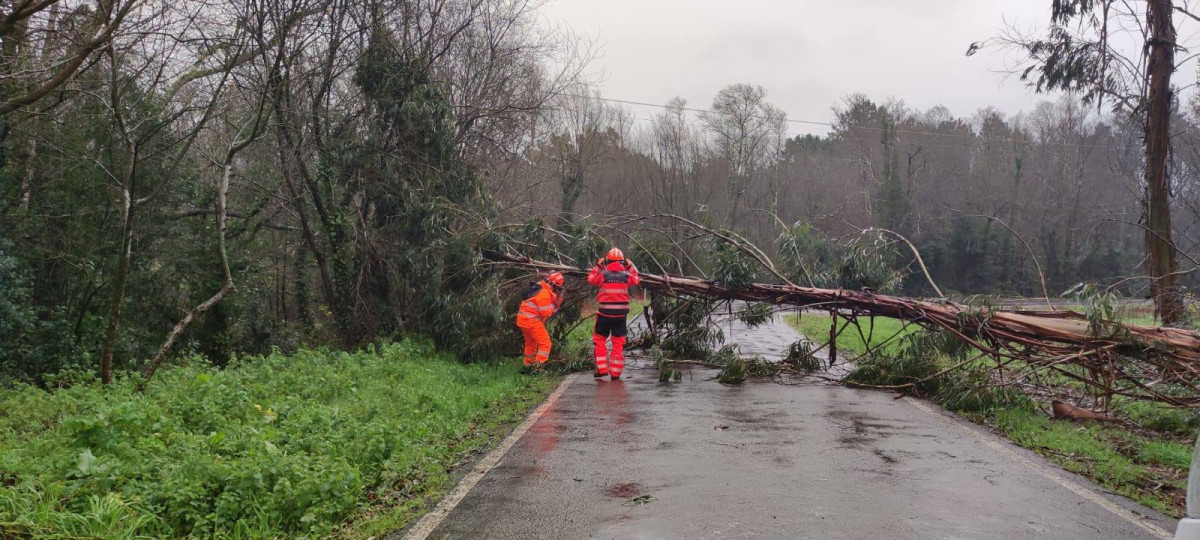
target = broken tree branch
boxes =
[493,252,1200,406]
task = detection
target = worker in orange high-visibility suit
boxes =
[517,272,564,372]
[587,248,639,380]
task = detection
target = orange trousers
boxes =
[517,317,551,366]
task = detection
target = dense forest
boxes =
[3,0,1200,386]
[505,91,1162,298]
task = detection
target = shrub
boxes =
[845,345,940,395]
[0,340,552,538]
[735,302,774,328]
[711,345,774,384]
[934,366,1030,414]
[653,346,681,382]
[0,242,89,385]
[658,298,723,360]
[710,241,758,290]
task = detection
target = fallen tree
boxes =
[493,252,1200,407]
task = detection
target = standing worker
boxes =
[588,248,639,380]
[517,272,565,373]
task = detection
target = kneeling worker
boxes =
[588,248,640,380]
[517,272,565,372]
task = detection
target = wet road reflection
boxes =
[594,379,631,427]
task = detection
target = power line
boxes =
[567,94,834,129]
[561,93,1132,151]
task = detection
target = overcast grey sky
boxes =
[540,0,1073,135]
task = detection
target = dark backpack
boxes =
[522,281,541,300]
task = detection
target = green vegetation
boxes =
[3,0,1198,528]
[1117,400,1200,435]
[786,312,1194,516]
[556,319,599,374]
[787,313,914,356]
[715,354,749,384]
[988,408,1189,514]
[653,346,683,382]
[784,341,822,373]
[0,341,556,538]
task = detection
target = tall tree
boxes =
[544,88,627,227]
[1143,0,1181,322]
[977,0,1190,323]
[877,107,906,233]
[701,83,785,228]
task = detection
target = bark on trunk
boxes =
[1144,0,1184,325]
[275,132,338,313]
[828,309,838,367]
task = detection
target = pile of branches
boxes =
[494,253,1200,407]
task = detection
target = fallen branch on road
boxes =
[492,252,1200,406]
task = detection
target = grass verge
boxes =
[785,313,1194,517]
[0,340,557,539]
[787,313,914,356]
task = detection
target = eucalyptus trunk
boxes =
[1143,0,1184,325]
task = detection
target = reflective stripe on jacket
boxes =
[587,261,640,318]
[518,280,560,321]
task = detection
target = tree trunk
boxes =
[100,151,138,384]
[273,124,338,315]
[497,253,1200,405]
[559,156,584,228]
[828,309,838,367]
[141,151,238,384]
[1144,0,1184,324]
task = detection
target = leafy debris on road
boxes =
[624,495,654,507]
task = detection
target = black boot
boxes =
[609,374,621,381]
[594,370,608,378]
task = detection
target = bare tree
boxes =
[701,83,785,228]
[96,0,277,383]
[544,86,627,226]
[141,80,272,384]
[0,0,142,116]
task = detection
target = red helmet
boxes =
[547,272,565,287]
[606,247,625,262]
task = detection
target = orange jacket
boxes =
[518,280,561,322]
[587,261,639,318]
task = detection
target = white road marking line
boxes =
[905,397,1172,539]
[402,373,580,540]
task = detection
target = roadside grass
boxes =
[1121,313,1160,327]
[787,313,915,356]
[0,340,557,539]
[556,319,598,373]
[785,313,1194,517]
[1117,400,1200,435]
[983,407,1189,515]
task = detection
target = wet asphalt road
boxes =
[425,317,1176,539]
